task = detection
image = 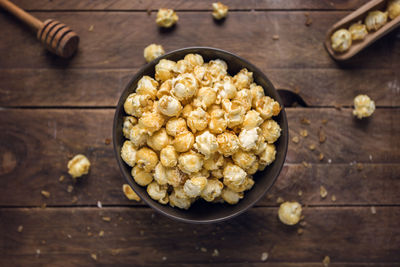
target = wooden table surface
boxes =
[0,0,399,266]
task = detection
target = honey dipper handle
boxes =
[0,0,43,30]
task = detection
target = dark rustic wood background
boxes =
[0,0,399,266]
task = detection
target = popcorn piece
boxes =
[187,107,210,133]
[157,79,172,99]
[278,201,302,225]
[320,185,328,198]
[242,110,263,129]
[201,179,224,202]
[131,166,153,186]
[349,22,368,41]
[160,145,178,167]
[233,68,253,90]
[121,141,137,167]
[166,117,187,136]
[207,59,228,81]
[147,128,171,151]
[255,96,281,119]
[156,8,178,28]
[365,10,388,31]
[147,182,169,204]
[246,161,259,175]
[212,2,228,20]
[173,59,190,74]
[171,73,199,101]
[331,29,352,53]
[193,130,218,158]
[143,44,165,63]
[193,87,217,109]
[223,163,247,192]
[124,93,153,117]
[222,99,246,128]
[67,154,91,178]
[259,144,276,166]
[136,76,159,99]
[183,176,208,198]
[136,147,158,172]
[157,95,182,117]
[260,119,281,144]
[353,94,375,119]
[181,104,194,119]
[184,54,204,72]
[169,186,192,210]
[155,59,177,82]
[154,162,168,185]
[166,167,187,187]
[138,112,165,135]
[217,132,240,156]
[388,0,400,19]
[122,184,141,201]
[250,84,265,108]
[232,150,257,171]
[234,89,253,111]
[173,131,194,152]
[209,108,227,134]
[221,187,243,204]
[203,152,224,171]
[122,116,137,139]
[178,151,204,174]
[128,124,149,147]
[238,127,260,151]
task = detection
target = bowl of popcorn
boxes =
[113,47,288,223]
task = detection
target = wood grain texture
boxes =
[0,108,398,206]
[0,207,399,266]
[0,11,399,69]
[1,68,399,107]
[11,0,371,11]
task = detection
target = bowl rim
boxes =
[113,46,288,224]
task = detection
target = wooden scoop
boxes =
[324,0,400,61]
[0,0,79,58]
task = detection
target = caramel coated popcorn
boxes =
[144,44,165,63]
[278,201,302,225]
[353,94,375,119]
[212,2,228,20]
[121,54,282,209]
[67,154,91,178]
[156,9,178,28]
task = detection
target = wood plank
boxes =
[0,108,398,206]
[1,68,399,107]
[12,0,371,11]
[0,11,398,69]
[0,207,399,265]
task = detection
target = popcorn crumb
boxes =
[304,12,312,26]
[369,155,373,161]
[140,230,145,236]
[67,185,74,193]
[88,25,94,32]
[105,138,111,145]
[302,161,311,168]
[200,247,207,252]
[272,34,279,40]
[102,216,111,222]
[300,129,308,137]
[97,201,102,208]
[99,230,104,237]
[212,249,220,257]
[331,195,336,202]
[276,197,284,204]
[319,153,324,161]
[123,184,141,201]
[71,196,78,203]
[41,240,46,244]
[90,253,97,261]
[323,256,330,267]
[41,203,47,209]
[320,186,328,198]
[371,206,376,214]
[67,234,72,239]
[319,127,326,143]
[321,119,328,124]
[328,159,332,164]
[41,190,50,198]
[297,228,303,235]
[261,252,269,261]
[300,118,310,125]
[162,256,167,261]
[309,144,316,151]
[36,249,41,257]
[298,190,303,197]
[17,225,23,232]
[59,175,65,182]
[292,136,299,143]
[111,249,120,256]
[356,163,363,171]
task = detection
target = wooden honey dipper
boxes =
[0,0,79,58]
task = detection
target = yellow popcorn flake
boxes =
[143,44,165,63]
[156,8,178,28]
[122,184,141,201]
[41,190,50,198]
[67,154,90,178]
[212,2,228,20]
[278,201,302,225]
[353,94,375,119]
[320,185,328,199]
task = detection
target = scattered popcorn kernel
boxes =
[221,187,243,204]
[331,29,352,53]
[136,147,158,172]
[261,252,269,262]
[365,10,388,31]
[201,179,224,202]
[331,194,336,202]
[353,94,375,119]
[136,76,159,100]
[147,128,171,151]
[121,141,137,167]
[371,206,376,214]
[144,44,165,63]
[260,119,281,143]
[156,8,178,28]
[300,129,308,137]
[320,185,328,198]
[124,93,153,117]
[41,190,50,198]
[194,130,219,159]
[319,153,325,161]
[155,59,177,82]
[17,225,23,233]
[323,256,330,267]
[160,145,178,167]
[68,154,91,178]
[147,182,169,204]
[157,95,182,117]
[278,201,302,225]
[388,0,400,19]
[319,127,326,143]
[184,176,208,198]
[349,22,368,41]
[255,96,281,119]
[309,144,316,151]
[131,166,153,186]
[178,150,204,174]
[122,184,141,201]
[217,132,240,156]
[212,2,228,20]
[173,131,195,152]
[239,127,260,151]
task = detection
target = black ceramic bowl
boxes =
[113,47,288,224]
